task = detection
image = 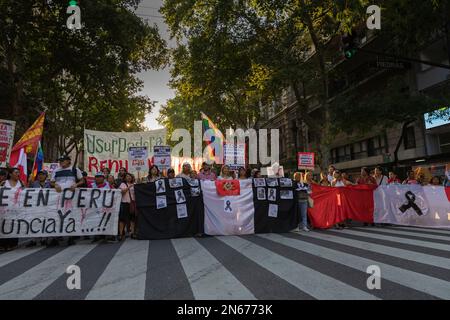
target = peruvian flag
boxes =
[309,184,450,230]
[11,147,28,184]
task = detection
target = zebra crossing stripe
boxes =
[0,243,97,300]
[339,229,450,252]
[0,247,44,268]
[296,231,450,270]
[171,238,256,300]
[86,240,149,300]
[353,227,450,242]
[217,235,379,300]
[259,233,450,299]
[387,226,450,235]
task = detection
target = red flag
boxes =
[308,184,377,229]
[12,148,28,184]
[215,179,241,196]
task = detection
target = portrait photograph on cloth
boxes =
[257,187,266,200]
[175,189,187,203]
[280,190,294,200]
[156,195,167,209]
[279,178,293,187]
[187,178,199,187]
[155,179,166,194]
[176,204,188,219]
[268,188,277,201]
[266,178,279,187]
[268,203,278,218]
[190,187,201,197]
[169,178,183,188]
[253,178,266,187]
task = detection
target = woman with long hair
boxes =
[319,172,330,186]
[119,173,136,240]
[237,167,248,179]
[218,165,234,180]
[147,165,161,183]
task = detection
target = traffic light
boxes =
[341,32,357,59]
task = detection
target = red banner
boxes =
[308,184,377,229]
[215,180,241,196]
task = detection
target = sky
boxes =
[135,0,176,130]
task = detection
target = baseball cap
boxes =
[37,170,48,176]
[57,155,71,161]
[95,172,105,177]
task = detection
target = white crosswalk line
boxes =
[0,247,43,268]
[86,240,149,300]
[217,236,378,300]
[352,227,450,241]
[337,229,450,251]
[388,226,450,235]
[297,231,450,270]
[171,238,256,300]
[258,233,450,299]
[0,244,97,300]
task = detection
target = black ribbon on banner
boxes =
[225,200,232,212]
[399,191,423,216]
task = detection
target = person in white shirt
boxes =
[218,165,234,180]
[177,162,192,180]
[327,165,335,183]
[50,155,84,192]
[374,166,388,186]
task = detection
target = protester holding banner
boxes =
[402,170,418,185]
[319,172,330,186]
[167,168,176,179]
[177,162,192,179]
[107,175,117,188]
[115,167,127,186]
[89,172,111,189]
[119,173,136,241]
[294,172,310,232]
[374,166,388,186]
[31,170,51,188]
[430,176,442,186]
[356,167,376,185]
[331,170,352,187]
[51,155,84,192]
[190,170,198,179]
[237,167,248,179]
[327,165,335,183]
[388,171,401,184]
[218,165,234,180]
[198,162,217,180]
[147,165,161,182]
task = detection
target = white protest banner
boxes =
[224,143,246,170]
[0,188,121,238]
[84,128,166,176]
[154,145,171,170]
[128,146,149,174]
[0,119,16,167]
[297,152,315,170]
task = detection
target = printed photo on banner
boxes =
[187,178,199,187]
[176,204,188,219]
[279,178,293,187]
[156,195,167,209]
[253,178,266,187]
[266,178,278,187]
[268,188,277,201]
[268,203,278,218]
[169,178,183,188]
[155,179,166,193]
[257,187,266,200]
[190,187,201,197]
[224,198,233,213]
[280,190,294,200]
[175,189,186,203]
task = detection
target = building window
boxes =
[330,135,387,163]
[404,126,416,150]
[439,132,450,153]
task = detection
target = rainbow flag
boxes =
[31,141,44,181]
[201,112,224,162]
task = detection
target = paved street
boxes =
[0,226,449,300]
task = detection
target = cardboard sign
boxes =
[128,146,149,173]
[153,145,171,170]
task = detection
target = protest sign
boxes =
[153,145,171,170]
[84,129,166,176]
[0,119,16,167]
[43,163,59,176]
[128,146,149,175]
[297,152,315,169]
[224,143,246,169]
[0,188,121,238]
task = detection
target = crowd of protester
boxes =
[1,156,449,251]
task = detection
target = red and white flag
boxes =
[11,147,28,183]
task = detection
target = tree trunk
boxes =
[393,119,416,165]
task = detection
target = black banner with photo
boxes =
[252,178,299,233]
[134,178,204,240]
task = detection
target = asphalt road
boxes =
[0,226,449,300]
